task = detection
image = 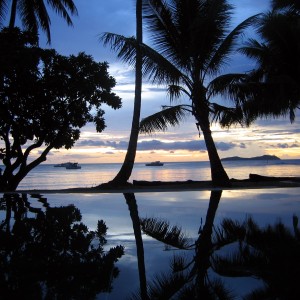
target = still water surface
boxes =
[1,188,299,299]
[17,159,300,190]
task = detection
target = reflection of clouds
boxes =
[38,189,300,299]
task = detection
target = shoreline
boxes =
[11,175,300,194]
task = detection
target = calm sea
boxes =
[14,159,300,190]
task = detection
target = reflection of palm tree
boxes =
[0,0,78,43]
[137,190,227,299]
[135,189,300,299]
[0,193,124,299]
[102,0,258,186]
[212,215,300,300]
[124,193,148,300]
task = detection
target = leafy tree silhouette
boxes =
[0,193,124,299]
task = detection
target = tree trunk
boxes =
[194,190,222,297]
[197,116,230,187]
[1,149,49,191]
[9,0,17,29]
[124,193,148,300]
[110,0,143,184]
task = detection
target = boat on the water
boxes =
[145,161,164,166]
[65,162,81,169]
[54,162,81,169]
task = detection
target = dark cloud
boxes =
[276,143,299,149]
[78,139,240,152]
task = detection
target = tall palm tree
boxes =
[0,0,78,43]
[102,0,258,186]
[101,0,143,185]
[229,0,300,124]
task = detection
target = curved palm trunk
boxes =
[194,190,222,297]
[111,0,143,184]
[201,125,230,187]
[124,193,148,300]
[196,113,230,187]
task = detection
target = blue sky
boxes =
[10,0,300,163]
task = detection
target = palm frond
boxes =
[170,254,190,272]
[207,278,236,300]
[238,38,269,65]
[208,73,256,103]
[139,105,191,134]
[167,84,191,102]
[147,271,190,300]
[0,1,8,26]
[101,32,187,86]
[206,14,260,75]
[211,246,266,278]
[101,33,137,67]
[48,0,78,25]
[210,103,249,128]
[143,0,190,71]
[140,217,191,249]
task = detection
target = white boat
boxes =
[145,161,164,166]
[65,163,81,169]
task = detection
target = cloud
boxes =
[77,138,242,152]
[275,143,300,149]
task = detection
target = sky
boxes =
[11,0,300,163]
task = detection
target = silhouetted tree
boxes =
[101,0,143,186]
[215,0,300,127]
[0,0,78,43]
[0,193,124,299]
[0,28,121,191]
[102,0,258,186]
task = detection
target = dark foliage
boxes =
[0,28,121,190]
[0,193,124,299]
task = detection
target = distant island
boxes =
[221,155,281,161]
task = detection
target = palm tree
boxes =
[109,0,143,185]
[102,0,258,186]
[232,0,300,124]
[0,0,78,43]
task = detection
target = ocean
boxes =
[1,160,300,299]
[15,159,300,190]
